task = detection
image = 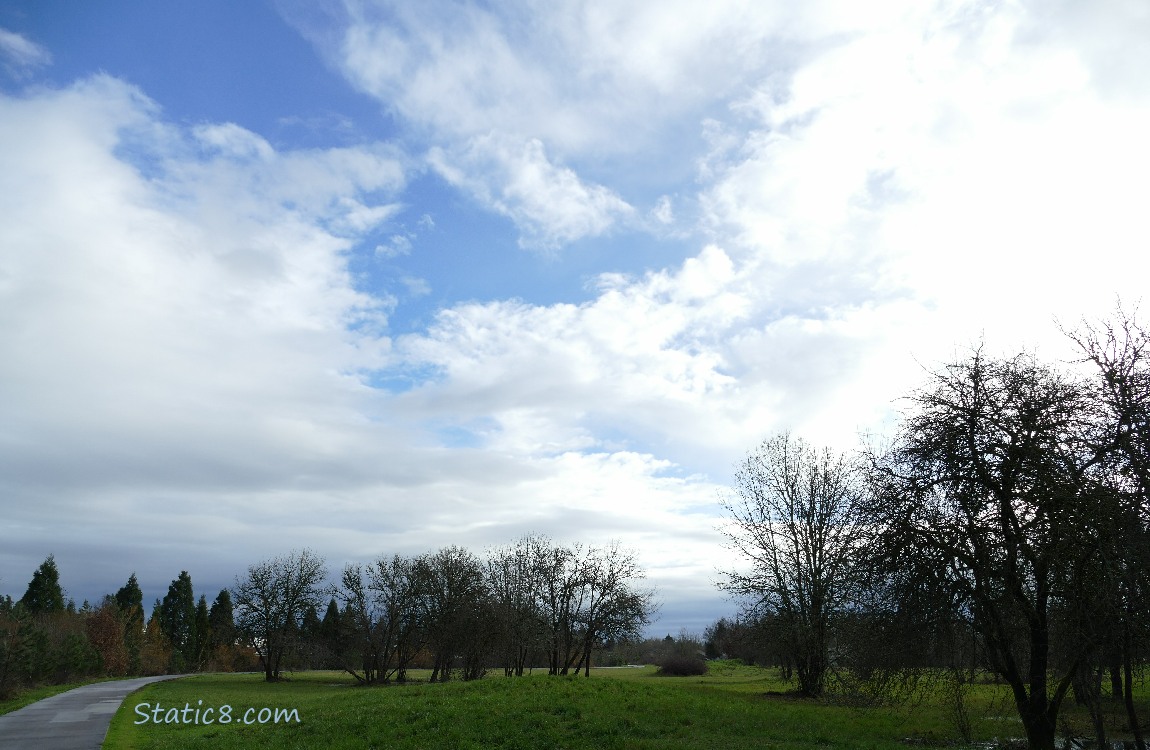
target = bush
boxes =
[656,655,708,676]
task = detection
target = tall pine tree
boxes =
[115,573,145,674]
[159,571,196,671]
[192,595,210,670]
[208,590,235,649]
[20,555,65,614]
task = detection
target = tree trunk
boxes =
[1019,708,1056,750]
[1108,649,1124,698]
[1123,633,1145,750]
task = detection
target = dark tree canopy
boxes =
[208,589,235,651]
[865,349,1109,750]
[232,549,327,682]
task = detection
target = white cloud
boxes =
[0,27,51,76]
[401,276,430,297]
[367,0,1150,475]
[376,234,412,258]
[696,0,1149,355]
[0,73,733,628]
[0,75,403,501]
[391,245,765,467]
[428,135,633,249]
[322,0,804,248]
[389,250,921,472]
[194,122,276,161]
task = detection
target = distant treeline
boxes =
[0,556,257,699]
[0,536,656,699]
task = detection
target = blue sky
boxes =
[1,0,1148,634]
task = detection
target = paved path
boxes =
[0,675,186,749]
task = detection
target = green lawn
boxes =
[101,663,1146,749]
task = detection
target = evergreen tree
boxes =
[114,574,143,614]
[300,603,322,669]
[208,590,235,649]
[302,603,322,639]
[139,607,173,675]
[159,572,196,671]
[20,555,65,614]
[320,597,342,654]
[193,595,210,670]
[319,597,342,669]
[115,574,145,674]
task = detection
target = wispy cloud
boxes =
[0,27,51,77]
[325,0,799,248]
[428,135,633,249]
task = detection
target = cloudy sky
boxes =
[1,0,1146,633]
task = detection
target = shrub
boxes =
[656,655,708,676]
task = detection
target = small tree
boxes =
[232,549,327,682]
[488,537,549,677]
[318,597,342,668]
[719,433,869,696]
[334,563,388,683]
[572,542,656,677]
[414,547,490,682]
[85,598,128,676]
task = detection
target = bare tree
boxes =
[414,546,491,681]
[719,433,869,696]
[367,554,427,683]
[232,549,327,682]
[488,535,656,677]
[487,536,549,676]
[536,541,586,675]
[865,350,1107,750]
[1066,307,1150,749]
[572,541,656,676]
[333,563,387,684]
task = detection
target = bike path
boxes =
[0,675,186,749]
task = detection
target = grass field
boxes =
[102,662,1147,749]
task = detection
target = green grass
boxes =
[102,663,1149,750]
[0,677,119,716]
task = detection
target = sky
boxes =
[0,0,1147,635]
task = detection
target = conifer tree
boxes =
[159,572,196,671]
[193,595,210,670]
[115,574,145,673]
[20,555,65,614]
[208,589,235,649]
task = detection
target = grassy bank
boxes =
[0,677,116,716]
[103,662,1146,749]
